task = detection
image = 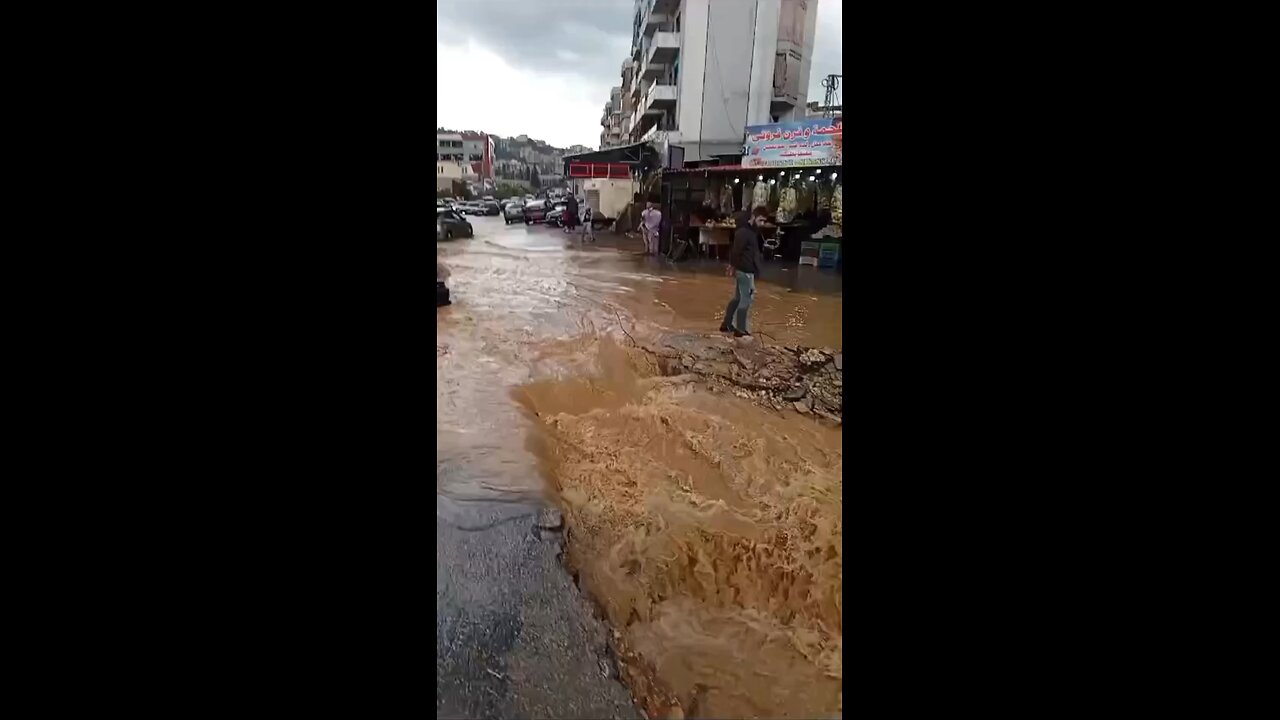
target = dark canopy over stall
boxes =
[562,141,662,175]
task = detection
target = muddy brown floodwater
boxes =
[438,219,842,719]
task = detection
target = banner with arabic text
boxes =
[742,117,842,168]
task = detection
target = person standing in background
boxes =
[563,194,579,232]
[638,201,662,255]
[581,204,594,243]
[720,206,767,338]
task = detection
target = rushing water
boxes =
[438,218,842,718]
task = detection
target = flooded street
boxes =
[438,217,843,719]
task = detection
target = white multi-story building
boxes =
[437,131,495,182]
[608,0,819,164]
[600,86,627,149]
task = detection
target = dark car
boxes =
[522,199,554,224]
[437,208,473,239]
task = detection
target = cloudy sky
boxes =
[437,0,842,148]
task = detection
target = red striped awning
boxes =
[567,162,631,179]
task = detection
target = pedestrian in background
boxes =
[581,204,594,242]
[720,206,767,338]
[638,201,662,255]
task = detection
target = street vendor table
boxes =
[691,223,778,260]
[694,225,733,260]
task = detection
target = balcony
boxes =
[649,0,679,13]
[771,89,799,110]
[640,124,672,145]
[643,12,670,35]
[635,109,659,137]
[646,32,679,65]
[644,83,677,113]
[640,60,666,80]
[777,39,804,59]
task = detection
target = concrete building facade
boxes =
[437,131,496,182]
[604,0,819,164]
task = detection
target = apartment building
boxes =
[607,0,819,164]
[436,131,495,182]
[600,86,626,149]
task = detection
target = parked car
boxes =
[544,201,571,227]
[437,207,473,239]
[503,202,525,224]
[479,201,501,216]
[522,199,554,224]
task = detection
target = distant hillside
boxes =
[439,128,593,180]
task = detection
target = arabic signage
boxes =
[742,117,842,168]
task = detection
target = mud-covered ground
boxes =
[438,219,842,719]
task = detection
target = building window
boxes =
[469,153,483,161]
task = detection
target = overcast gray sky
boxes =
[437,0,842,148]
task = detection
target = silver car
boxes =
[502,202,525,224]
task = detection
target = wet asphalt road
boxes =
[436,217,641,720]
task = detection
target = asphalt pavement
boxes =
[437,216,641,720]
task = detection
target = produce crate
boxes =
[799,241,821,267]
[818,242,840,268]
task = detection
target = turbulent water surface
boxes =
[437,218,843,718]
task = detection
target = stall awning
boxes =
[662,163,841,175]
[567,162,631,179]
[563,141,661,174]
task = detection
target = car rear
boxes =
[523,202,549,223]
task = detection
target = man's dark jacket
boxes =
[728,211,763,275]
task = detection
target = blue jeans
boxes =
[722,270,755,333]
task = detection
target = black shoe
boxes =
[733,330,752,338]
[719,325,733,333]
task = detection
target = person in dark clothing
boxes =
[563,195,579,231]
[720,206,768,337]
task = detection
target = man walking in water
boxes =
[638,201,662,255]
[721,206,767,337]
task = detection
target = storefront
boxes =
[659,117,842,267]
[562,142,662,226]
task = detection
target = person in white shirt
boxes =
[638,202,662,255]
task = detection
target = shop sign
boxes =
[742,117,842,168]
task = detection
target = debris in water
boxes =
[535,507,564,530]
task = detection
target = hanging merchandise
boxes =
[831,180,842,225]
[798,181,816,215]
[742,180,755,211]
[817,182,832,212]
[751,179,771,210]
[719,183,735,214]
[777,184,799,224]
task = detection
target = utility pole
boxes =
[821,74,842,118]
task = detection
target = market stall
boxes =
[657,116,841,267]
